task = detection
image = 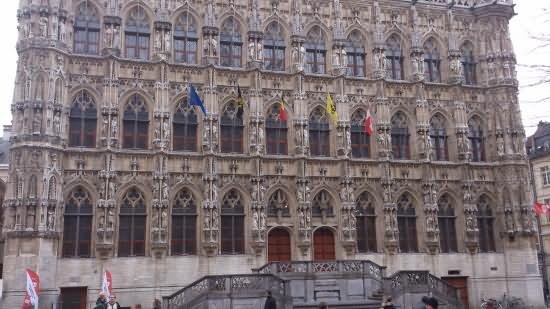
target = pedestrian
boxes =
[106,295,121,309]
[319,302,328,309]
[422,296,438,309]
[264,291,277,309]
[381,296,396,309]
[94,292,107,309]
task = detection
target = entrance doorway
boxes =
[60,287,87,309]
[313,227,335,260]
[268,228,291,262]
[443,276,469,309]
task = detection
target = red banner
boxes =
[534,202,550,215]
[102,271,113,298]
[22,269,40,309]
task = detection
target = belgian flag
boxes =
[236,86,244,117]
[279,94,287,122]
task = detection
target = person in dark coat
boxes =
[319,302,328,309]
[422,296,439,309]
[264,291,277,309]
[381,296,396,309]
[94,292,107,309]
[106,295,121,309]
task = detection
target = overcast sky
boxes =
[0,1,547,136]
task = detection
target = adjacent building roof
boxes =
[527,121,550,159]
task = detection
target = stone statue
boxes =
[113,27,120,48]
[39,17,48,38]
[53,112,60,134]
[332,49,340,67]
[105,25,114,48]
[109,182,116,200]
[102,117,108,138]
[163,120,170,140]
[111,116,118,138]
[59,20,66,42]
[155,30,162,51]
[164,32,171,52]
[33,112,42,133]
[162,182,169,200]
[253,209,260,230]
[257,43,263,61]
[497,136,505,157]
[249,40,257,60]
[47,208,55,230]
[107,208,114,229]
[450,58,462,76]
[298,209,305,228]
[341,49,348,68]
[161,208,168,229]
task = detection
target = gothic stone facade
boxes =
[0,0,544,308]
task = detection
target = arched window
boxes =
[429,114,448,161]
[118,188,147,257]
[312,190,333,218]
[468,116,485,162]
[477,195,496,253]
[397,193,417,253]
[309,107,330,156]
[221,189,245,254]
[305,26,327,74]
[265,104,288,155]
[438,194,457,253]
[264,22,285,71]
[461,42,476,85]
[220,17,243,67]
[28,175,37,199]
[69,90,97,147]
[423,38,441,82]
[391,112,410,159]
[268,189,290,218]
[74,2,100,55]
[220,102,244,153]
[173,98,198,152]
[125,6,150,60]
[62,187,93,258]
[356,191,377,253]
[350,109,370,158]
[345,30,366,77]
[122,94,149,149]
[386,35,404,80]
[171,189,197,255]
[174,12,198,64]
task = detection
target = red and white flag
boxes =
[534,202,550,216]
[364,109,373,136]
[101,271,113,298]
[22,269,40,309]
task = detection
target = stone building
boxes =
[527,121,550,302]
[0,0,544,308]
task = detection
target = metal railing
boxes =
[165,273,286,309]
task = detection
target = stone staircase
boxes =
[163,260,461,309]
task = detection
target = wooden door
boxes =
[313,228,335,260]
[60,287,87,309]
[268,228,291,262]
[443,276,469,309]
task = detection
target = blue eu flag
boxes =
[188,84,208,115]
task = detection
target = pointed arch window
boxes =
[220,102,244,153]
[397,193,417,253]
[461,42,476,85]
[173,98,198,152]
[468,116,485,162]
[309,107,330,156]
[430,114,448,161]
[345,31,366,77]
[62,187,93,258]
[305,26,326,74]
[268,189,290,218]
[118,188,147,257]
[351,109,370,158]
[69,90,97,147]
[438,194,457,253]
[123,94,149,149]
[356,192,377,253]
[174,12,198,64]
[312,190,333,217]
[477,195,496,253]
[221,189,245,254]
[171,189,197,255]
[386,35,404,80]
[264,22,285,71]
[220,17,243,67]
[423,38,441,82]
[391,112,410,159]
[266,104,288,155]
[74,2,100,55]
[125,6,150,60]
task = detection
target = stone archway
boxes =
[313,227,335,261]
[267,227,291,262]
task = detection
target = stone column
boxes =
[462,181,479,253]
[340,176,356,255]
[102,59,120,148]
[97,153,117,258]
[202,157,219,256]
[454,100,470,161]
[151,156,169,257]
[375,86,391,159]
[296,177,312,258]
[250,176,267,255]
[382,167,398,254]
[423,181,440,254]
